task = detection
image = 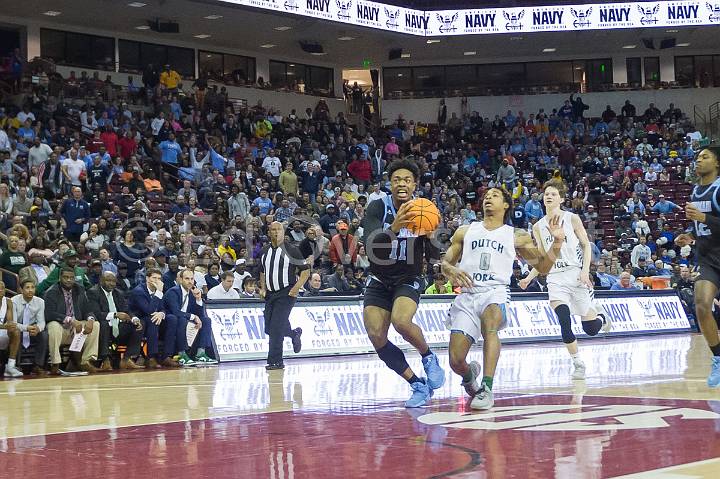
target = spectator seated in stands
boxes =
[207,271,240,300]
[302,272,336,297]
[651,194,680,214]
[425,274,453,294]
[611,272,639,291]
[325,264,352,294]
[329,220,357,267]
[36,249,90,298]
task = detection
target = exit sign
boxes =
[362,59,371,69]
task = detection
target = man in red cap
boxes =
[329,220,358,266]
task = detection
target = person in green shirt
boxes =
[425,274,454,295]
[36,249,91,296]
[0,235,28,275]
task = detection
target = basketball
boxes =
[406,198,441,235]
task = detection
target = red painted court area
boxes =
[5,394,719,478]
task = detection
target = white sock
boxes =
[571,354,581,363]
[8,358,16,368]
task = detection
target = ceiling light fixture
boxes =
[426,39,441,44]
[400,53,411,58]
[43,11,62,16]
[310,52,327,56]
[135,25,150,30]
[128,2,147,7]
[274,26,292,31]
[677,42,691,47]
[204,15,223,20]
[464,51,477,56]
[260,44,276,48]
[338,36,355,41]
[622,44,637,49]
[542,48,556,52]
[666,29,679,33]
[194,34,211,39]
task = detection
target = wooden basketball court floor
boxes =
[0,333,719,478]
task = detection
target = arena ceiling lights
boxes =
[218,0,720,36]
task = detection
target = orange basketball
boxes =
[406,198,441,236]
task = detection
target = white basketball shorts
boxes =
[547,281,595,317]
[446,286,510,343]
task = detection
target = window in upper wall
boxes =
[527,61,573,86]
[383,67,413,93]
[674,56,694,86]
[269,60,333,96]
[693,55,714,88]
[40,29,114,70]
[118,39,193,77]
[626,57,642,85]
[644,57,660,84]
[584,58,613,88]
[198,50,256,85]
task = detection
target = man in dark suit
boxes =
[45,267,100,374]
[87,272,144,371]
[164,268,217,366]
[127,268,179,368]
[371,151,386,183]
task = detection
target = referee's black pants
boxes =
[264,287,296,365]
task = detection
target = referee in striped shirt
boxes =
[260,222,311,370]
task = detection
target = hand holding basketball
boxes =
[390,201,414,233]
[406,198,441,236]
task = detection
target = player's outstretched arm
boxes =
[441,225,473,289]
[519,223,545,290]
[516,215,565,275]
[571,213,594,289]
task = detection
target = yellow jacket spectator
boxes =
[217,240,237,262]
[425,276,454,294]
[255,119,272,139]
[160,65,181,90]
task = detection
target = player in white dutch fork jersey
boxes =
[520,181,611,380]
[442,187,566,410]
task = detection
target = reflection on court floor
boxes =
[0,334,718,478]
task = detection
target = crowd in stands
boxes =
[0,53,709,376]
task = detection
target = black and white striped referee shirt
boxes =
[260,243,309,292]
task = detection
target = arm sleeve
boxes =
[703,213,720,232]
[286,245,310,272]
[36,299,46,332]
[424,236,441,264]
[128,291,155,317]
[361,199,388,245]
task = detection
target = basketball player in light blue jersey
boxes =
[676,144,720,386]
[442,188,566,410]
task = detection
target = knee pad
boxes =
[582,318,603,336]
[376,341,410,376]
[554,304,576,344]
